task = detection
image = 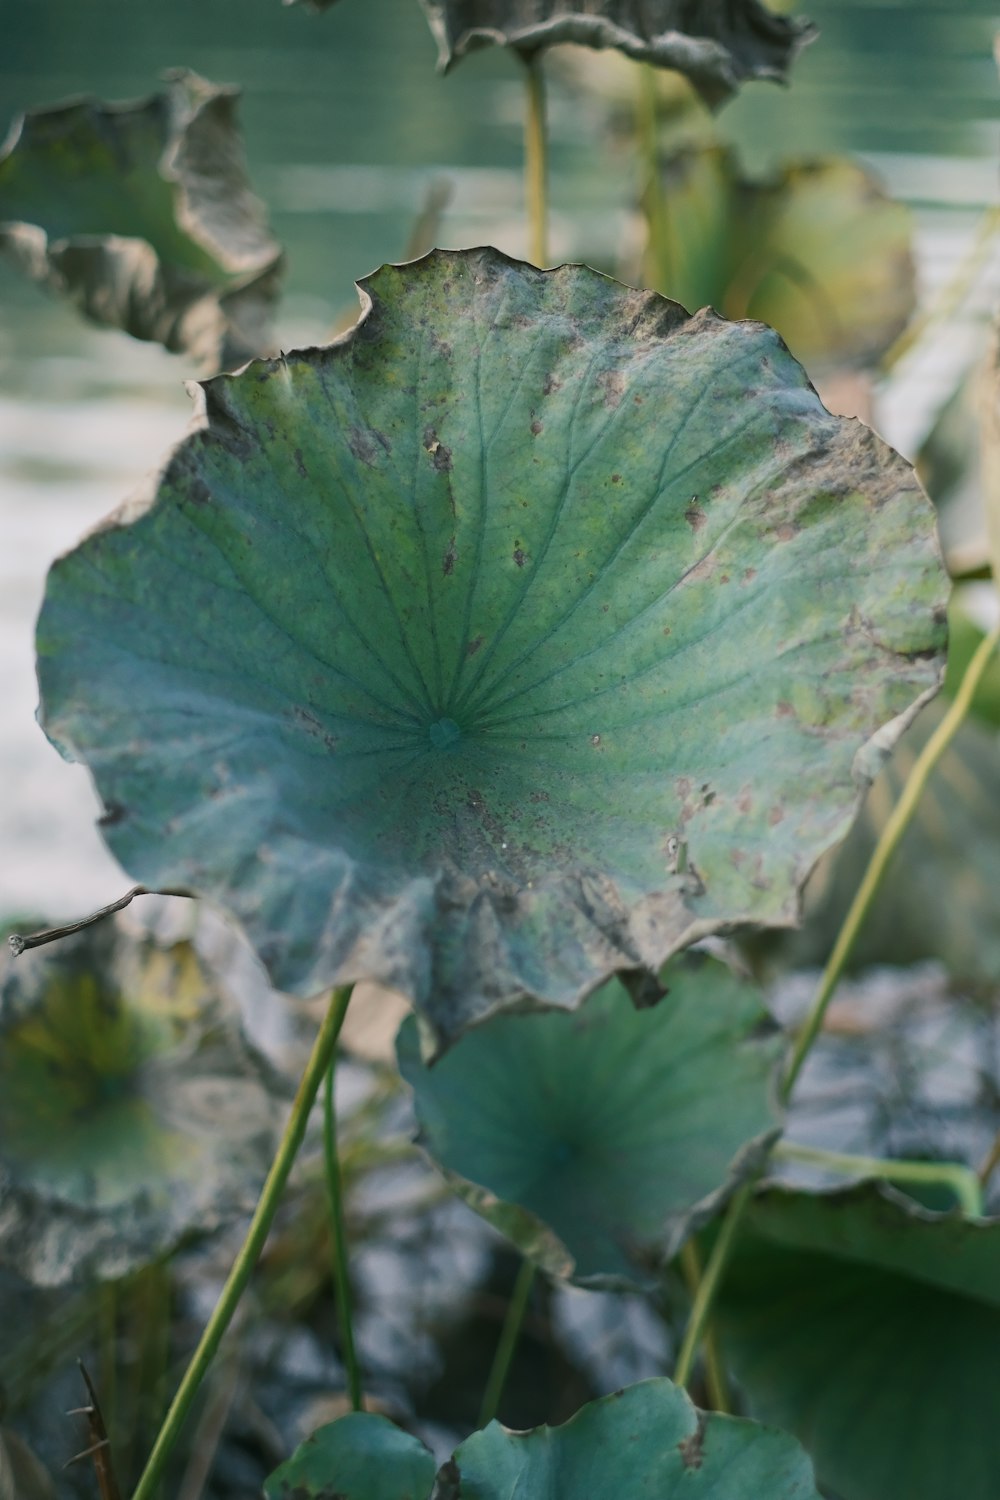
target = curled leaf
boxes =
[0,70,282,371]
[37,249,946,1049]
[0,919,280,1286]
[419,1,816,108]
[398,955,783,1286]
[647,147,914,373]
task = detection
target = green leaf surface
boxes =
[0,918,280,1286]
[0,70,282,370]
[398,955,783,1285]
[37,249,946,1049]
[263,1413,437,1500]
[717,1182,1000,1500]
[452,1379,822,1497]
[653,147,914,372]
[418,2,816,107]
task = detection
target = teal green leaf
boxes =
[717,1182,1000,1500]
[0,919,280,1286]
[452,1378,822,1497]
[0,70,282,370]
[651,147,914,372]
[418,2,816,108]
[37,249,946,1049]
[398,954,783,1286]
[263,1414,437,1500]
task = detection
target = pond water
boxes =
[0,0,998,918]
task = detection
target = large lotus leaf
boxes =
[418,2,815,107]
[716,1182,1000,1500]
[397,954,783,1286]
[264,1413,438,1500]
[0,70,282,371]
[0,918,280,1286]
[36,249,947,1050]
[653,147,914,372]
[451,1379,822,1497]
[748,694,1000,984]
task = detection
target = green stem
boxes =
[523,53,548,267]
[130,984,354,1500]
[774,1141,983,1217]
[478,1259,536,1428]
[673,1183,752,1389]
[675,620,1000,1390]
[636,62,666,291]
[677,1242,729,1411]
[323,988,363,1413]
[783,620,1000,1100]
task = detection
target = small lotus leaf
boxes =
[717,1182,1000,1500]
[263,1413,438,1500]
[652,147,914,372]
[0,918,280,1286]
[397,955,783,1286]
[418,2,816,108]
[451,1378,822,1497]
[0,70,282,370]
[37,249,946,1049]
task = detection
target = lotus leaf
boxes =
[418,2,815,108]
[263,1412,437,1500]
[37,249,946,1049]
[648,147,914,373]
[750,694,1000,984]
[716,1182,1000,1500]
[0,919,280,1286]
[0,70,282,371]
[397,955,783,1285]
[265,1382,822,1498]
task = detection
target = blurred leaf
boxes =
[942,590,1000,728]
[418,1,816,108]
[263,1413,437,1500]
[718,1182,1000,1500]
[451,1378,823,1497]
[0,919,280,1286]
[0,70,282,371]
[651,147,914,373]
[398,955,783,1287]
[748,695,1000,985]
[982,319,1000,583]
[0,1429,55,1500]
[37,248,946,1051]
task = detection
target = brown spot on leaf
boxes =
[775,523,799,542]
[743,567,757,583]
[293,447,308,479]
[467,635,484,657]
[685,496,706,531]
[678,1414,707,1471]
[776,700,794,718]
[530,418,543,436]
[542,373,562,396]
[768,804,784,826]
[98,801,127,827]
[513,545,527,567]
[423,426,453,472]
[443,536,457,574]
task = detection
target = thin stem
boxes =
[881,204,1000,372]
[478,1259,536,1428]
[783,620,1000,1099]
[675,622,1000,1389]
[774,1141,983,1217]
[978,1128,1000,1190]
[323,987,363,1412]
[677,1242,729,1411]
[130,984,354,1500]
[523,53,548,267]
[673,1183,752,1389]
[636,62,666,291]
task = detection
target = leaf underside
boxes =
[418,1,816,107]
[37,248,946,1048]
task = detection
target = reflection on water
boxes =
[0,0,997,913]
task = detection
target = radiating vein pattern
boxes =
[37,248,947,1042]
